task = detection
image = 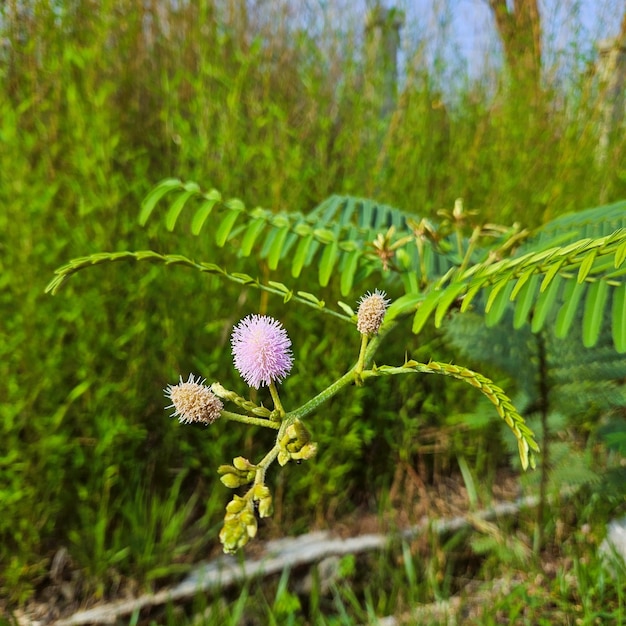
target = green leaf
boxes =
[412,290,443,334]
[386,292,423,322]
[510,267,536,301]
[611,283,626,353]
[577,249,597,283]
[313,228,336,244]
[615,239,626,269]
[318,241,339,287]
[297,291,325,307]
[231,272,257,285]
[512,273,540,329]
[485,275,511,313]
[191,194,221,235]
[434,282,467,327]
[460,280,486,313]
[540,258,564,292]
[165,190,197,231]
[139,178,181,225]
[215,209,242,247]
[531,274,563,333]
[485,280,515,328]
[291,235,313,278]
[268,280,293,302]
[340,249,360,296]
[337,301,355,317]
[583,280,608,348]
[267,226,290,270]
[239,218,267,256]
[554,279,586,339]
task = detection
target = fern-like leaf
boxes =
[412,227,626,349]
[364,359,540,470]
[137,180,463,296]
[45,250,350,322]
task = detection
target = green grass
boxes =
[77,496,623,625]
[1,0,626,616]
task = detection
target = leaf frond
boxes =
[365,360,539,469]
[415,227,626,349]
[45,250,351,322]
[138,180,465,295]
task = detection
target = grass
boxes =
[1,0,626,619]
[49,495,621,625]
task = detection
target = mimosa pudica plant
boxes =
[163,291,536,553]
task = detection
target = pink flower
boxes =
[231,315,293,389]
[164,374,223,425]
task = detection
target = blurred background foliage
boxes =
[2,0,626,607]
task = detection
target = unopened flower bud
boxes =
[164,374,223,425]
[225,495,247,515]
[356,290,390,336]
[218,464,255,488]
[252,484,271,500]
[291,442,318,461]
[258,493,273,518]
[233,456,255,471]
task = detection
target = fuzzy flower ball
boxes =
[357,289,390,336]
[231,315,293,389]
[164,374,223,425]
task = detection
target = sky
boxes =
[398,0,625,78]
[301,0,626,82]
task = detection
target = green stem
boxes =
[221,410,280,429]
[457,226,481,275]
[289,368,357,420]
[288,321,399,421]
[355,333,369,376]
[254,444,280,485]
[268,381,286,419]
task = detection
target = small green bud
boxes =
[218,464,255,488]
[225,495,247,515]
[251,483,271,500]
[239,509,257,538]
[219,473,245,489]
[233,456,255,471]
[258,494,273,518]
[278,450,290,466]
[210,382,236,401]
[281,419,311,452]
[291,442,318,461]
[220,519,249,553]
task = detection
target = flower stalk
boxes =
[164,298,538,553]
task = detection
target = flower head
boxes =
[357,289,390,336]
[231,315,293,389]
[164,374,223,425]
